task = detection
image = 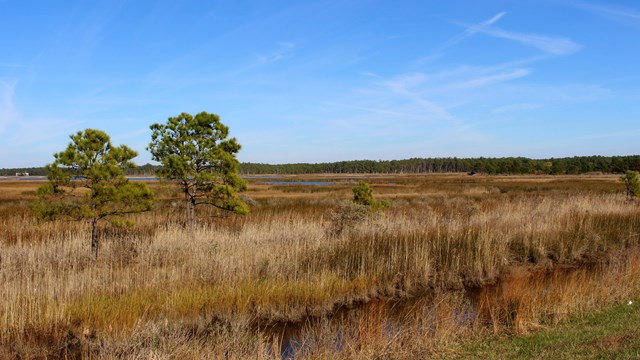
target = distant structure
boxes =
[15,172,29,177]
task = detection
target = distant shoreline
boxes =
[0,176,160,181]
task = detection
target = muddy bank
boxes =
[256,249,638,358]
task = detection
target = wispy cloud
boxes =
[415,12,506,68]
[442,68,530,91]
[382,73,454,120]
[574,1,640,22]
[451,15,582,56]
[386,63,534,97]
[347,59,539,128]
[481,27,582,55]
[441,12,507,50]
[414,12,578,79]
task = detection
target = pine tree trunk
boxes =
[187,198,196,238]
[186,186,196,239]
[91,217,99,260]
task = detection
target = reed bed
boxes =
[0,174,638,358]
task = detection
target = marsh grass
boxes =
[0,174,638,358]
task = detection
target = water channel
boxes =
[256,257,629,359]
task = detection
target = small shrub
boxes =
[620,170,640,200]
[353,181,375,206]
[371,199,390,212]
[326,202,369,238]
[352,181,390,211]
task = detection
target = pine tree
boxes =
[32,129,154,259]
[148,112,248,237]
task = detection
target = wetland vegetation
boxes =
[1,173,639,358]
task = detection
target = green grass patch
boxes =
[455,300,640,359]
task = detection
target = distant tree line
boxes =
[2,155,639,176]
[0,165,156,177]
[239,155,640,175]
[0,167,49,176]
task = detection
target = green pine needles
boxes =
[352,180,390,211]
[148,112,248,237]
[33,112,250,256]
[621,170,640,199]
[32,129,154,259]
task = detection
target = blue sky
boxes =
[1,0,639,167]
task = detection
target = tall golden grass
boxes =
[0,174,638,358]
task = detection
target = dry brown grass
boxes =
[0,174,638,358]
